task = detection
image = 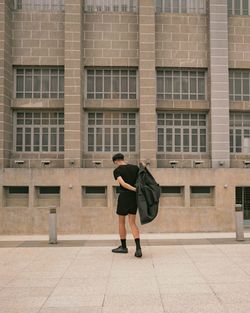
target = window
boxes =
[156,0,206,14]
[39,186,60,194]
[86,68,137,100]
[14,0,64,11]
[15,68,64,99]
[85,186,106,194]
[157,112,207,153]
[84,0,138,12]
[191,186,212,194]
[8,187,29,194]
[87,111,137,152]
[228,0,249,15]
[161,186,182,194]
[15,111,64,152]
[229,70,250,101]
[230,112,250,153]
[157,69,206,101]
[115,186,121,193]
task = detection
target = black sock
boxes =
[135,238,141,250]
[121,239,127,249]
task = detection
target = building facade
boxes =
[0,0,250,234]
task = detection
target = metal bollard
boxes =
[235,204,244,241]
[49,206,57,244]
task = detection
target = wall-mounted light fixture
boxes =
[193,160,204,168]
[41,160,51,166]
[69,159,75,166]
[92,160,102,167]
[243,160,250,168]
[169,160,178,168]
[14,160,24,165]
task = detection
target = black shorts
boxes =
[116,190,137,216]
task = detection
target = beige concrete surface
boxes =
[0,233,250,312]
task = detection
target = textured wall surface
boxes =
[0,0,250,234]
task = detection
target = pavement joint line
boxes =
[149,241,166,313]
[182,244,228,311]
[101,246,115,312]
[3,245,47,290]
[0,237,250,248]
[37,245,82,313]
[215,243,250,279]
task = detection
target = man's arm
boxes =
[116,176,136,192]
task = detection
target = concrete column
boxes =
[208,0,230,168]
[0,0,12,168]
[138,0,157,168]
[64,0,84,168]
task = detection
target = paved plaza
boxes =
[0,232,250,313]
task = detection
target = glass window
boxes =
[85,186,106,194]
[8,186,29,194]
[230,112,250,154]
[15,68,64,99]
[157,112,207,153]
[191,186,212,194]
[161,186,182,194]
[86,68,137,100]
[15,111,64,153]
[229,70,250,101]
[86,112,137,153]
[84,0,138,12]
[39,186,60,194]
[14,0,64,11]
[228,0,249,15]
[157,0,206,14]
[157,69,206,101]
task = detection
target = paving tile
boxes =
[39,307,102,313]
[0,296,47,308]
[51,278,108,295]
[102,305,165,313]
[2,234,250,313]
[223,302,250,313]
[161,294,225,313]
[0,287,53,298]
[106,276,159,295]
[104,294,162,306]
[43,294,104,307]
[0,309,40,313]
[159,283,213,294]
[210,282,250,303]
[6,277,60,288]
[164,303,228,313]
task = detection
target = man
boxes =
[112,153,142,258]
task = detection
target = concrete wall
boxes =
[0,168,241,234]
[0,0,12,169]
[229,15,250,167]
[1,0,250,234]
[156,14,208,68]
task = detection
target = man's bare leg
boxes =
[119,215,126,239]
[128,214,142,257]
[128,214,139,238]
[112,215,128,253]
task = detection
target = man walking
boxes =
[112,153,142,257]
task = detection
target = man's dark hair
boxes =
[112,153,124,163]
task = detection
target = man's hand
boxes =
[139,160,146,167]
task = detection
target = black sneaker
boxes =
[135,248,142,258]
[112,245,128,253]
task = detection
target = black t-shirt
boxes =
[113,163,139,192]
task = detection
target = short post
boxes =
[235,204,244,241]
[49,206,57,244]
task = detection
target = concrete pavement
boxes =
[0,232,250,312]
